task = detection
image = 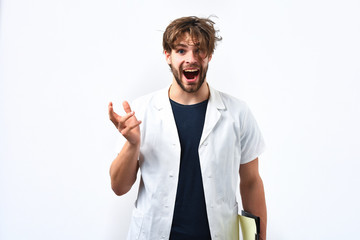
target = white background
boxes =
[1,0,359,239]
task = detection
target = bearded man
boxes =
[108,16,267,240]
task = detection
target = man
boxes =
[108,16,267,240]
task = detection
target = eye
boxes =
[177,49,185,54]
[195,48,205,55]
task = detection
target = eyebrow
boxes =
[174,44,190,49]
[174,42,200,49]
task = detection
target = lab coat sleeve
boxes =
[239,104,266,164]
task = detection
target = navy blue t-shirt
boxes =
[169,99,212,240]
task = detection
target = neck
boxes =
[169,79,210,105]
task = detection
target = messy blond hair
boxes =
[163,16,222,57]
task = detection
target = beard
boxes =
[169,63,208,93]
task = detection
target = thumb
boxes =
[122,101,132,113]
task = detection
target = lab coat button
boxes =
[203,142,208,146]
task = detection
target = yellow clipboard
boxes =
[239,210,260,240]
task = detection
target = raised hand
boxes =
[108,101,141,145]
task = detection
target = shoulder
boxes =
[131,87,169,112]
[210,86,250,114]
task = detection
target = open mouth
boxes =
[183,69,199,80]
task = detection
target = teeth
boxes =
[184,69,199,72]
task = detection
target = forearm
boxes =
[110,141,140,196]
[240,177,267,240]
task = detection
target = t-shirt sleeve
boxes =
[240,104,266,164]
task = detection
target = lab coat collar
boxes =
[201,85,225,145]
[153,84,225,146]
[153,84,226,111]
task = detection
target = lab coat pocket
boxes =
[127,208,144,240]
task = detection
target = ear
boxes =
[208,54,212,62]
[165,50,172,65]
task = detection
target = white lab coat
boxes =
[123,85,265,240]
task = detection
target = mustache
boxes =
[181,63,201,70]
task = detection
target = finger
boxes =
[108,102,120,124]
[119,111,136,125]
[120,120,142,136]
[128,120,142,130]
[108,102,114,116]
[123,101,132,114]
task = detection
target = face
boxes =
[165,33,212,94]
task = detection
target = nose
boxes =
[185,51,198,64]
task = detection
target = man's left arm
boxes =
[240,157,267,240]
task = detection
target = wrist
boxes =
[125,140,140,150]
